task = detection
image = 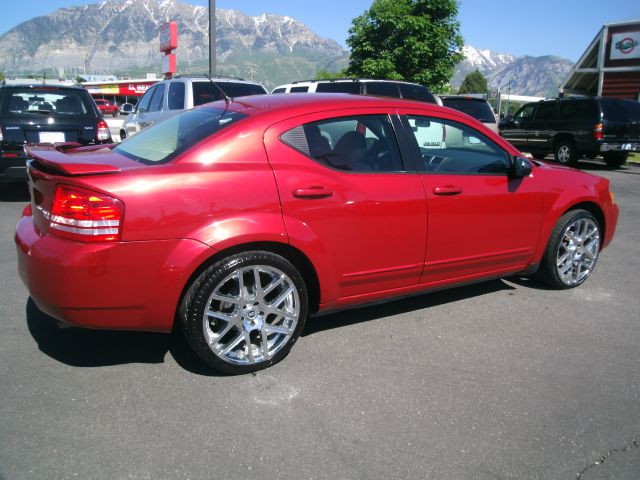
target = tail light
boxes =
[97,119,111,142]
[48,185,123,242]
[0,123,3,142]
[593,123,603,140]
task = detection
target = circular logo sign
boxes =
[615,37,639,55]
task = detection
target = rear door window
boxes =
[534,101,555,121]
[168,82,186,110]
[280,114,405,173]
[290,86,309,93]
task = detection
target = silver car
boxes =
[120,76,267,140]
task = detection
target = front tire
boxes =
[181,251,308,374]
[535,209,601,289]
[554,140,578,167]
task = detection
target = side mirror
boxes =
[511,156,532,178]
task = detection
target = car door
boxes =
[501,103,537,149]
[263,109,427,303]
[527,100,556,153]
[399,110,543,285]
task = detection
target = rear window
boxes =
[315,82,361,94]
[113,106,247,164]
[398,83,437,104]
[0,87,95,118]
[442,98,495,123]
[600,99,640,123]
[192,82,266,106]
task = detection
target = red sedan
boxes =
[15,94,618,374]
[93,98,119,117]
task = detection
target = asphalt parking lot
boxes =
[1,160,639,480]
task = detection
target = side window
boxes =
[403,115,510,175]
[365,82,400,98]
[137,85,156,113]
[315,82,361,94]
[272,87,286,94]
[290,86,309,93]
[148,83,165,112]
[398,83,436,103]
[534,102,555,121]
[281,115,404,173]
[168,82,185,110]
[515,104,535,120]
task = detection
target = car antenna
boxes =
[203,72,232,107]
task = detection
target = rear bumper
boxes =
[16,215,213,332]
[599,142,640,153]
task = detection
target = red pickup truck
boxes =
[94,99,119,117]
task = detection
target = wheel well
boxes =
[175,242,321,325]
[553,134,575,150]
[564,202,606,247]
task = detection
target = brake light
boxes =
[48,185,123,242]
[97,119,111,142]
[593,123,603,140]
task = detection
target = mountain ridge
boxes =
[0,0,573,95]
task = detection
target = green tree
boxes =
[314,68,349,80]
[458,70,488,94]
[0,71,4,81]
[345,0,464,92]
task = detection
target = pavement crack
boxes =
[576,436,640,479]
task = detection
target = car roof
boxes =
[217,92,447,120]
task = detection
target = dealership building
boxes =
[562,19,640,100]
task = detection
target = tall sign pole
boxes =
[209,0,216,76]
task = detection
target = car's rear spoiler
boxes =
[25,143,122,176]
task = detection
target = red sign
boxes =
[160,21,178,53]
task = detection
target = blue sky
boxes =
[1,0,639,61]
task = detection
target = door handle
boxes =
[293,186,333,199]
[433,185,463,196]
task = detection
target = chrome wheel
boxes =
[555,217,600,286]
[556,144,572,164]
[202,264,301,366]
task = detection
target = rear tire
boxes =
[554,140,578,167]
[535,209,601,289]
[603,153,627,169]
[180,251,308,374]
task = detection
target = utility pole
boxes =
[209,0,216,76]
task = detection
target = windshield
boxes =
[443,99,496,123]
[1,87,95,118]
[114,106,248,164]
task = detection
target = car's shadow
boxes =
[26,278,520,374]
[25,299,220,376]
[0,183,30,202]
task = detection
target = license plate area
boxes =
[39,132,66,143]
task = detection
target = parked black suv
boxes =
[0,84,112,183]
[499,97,640,168]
